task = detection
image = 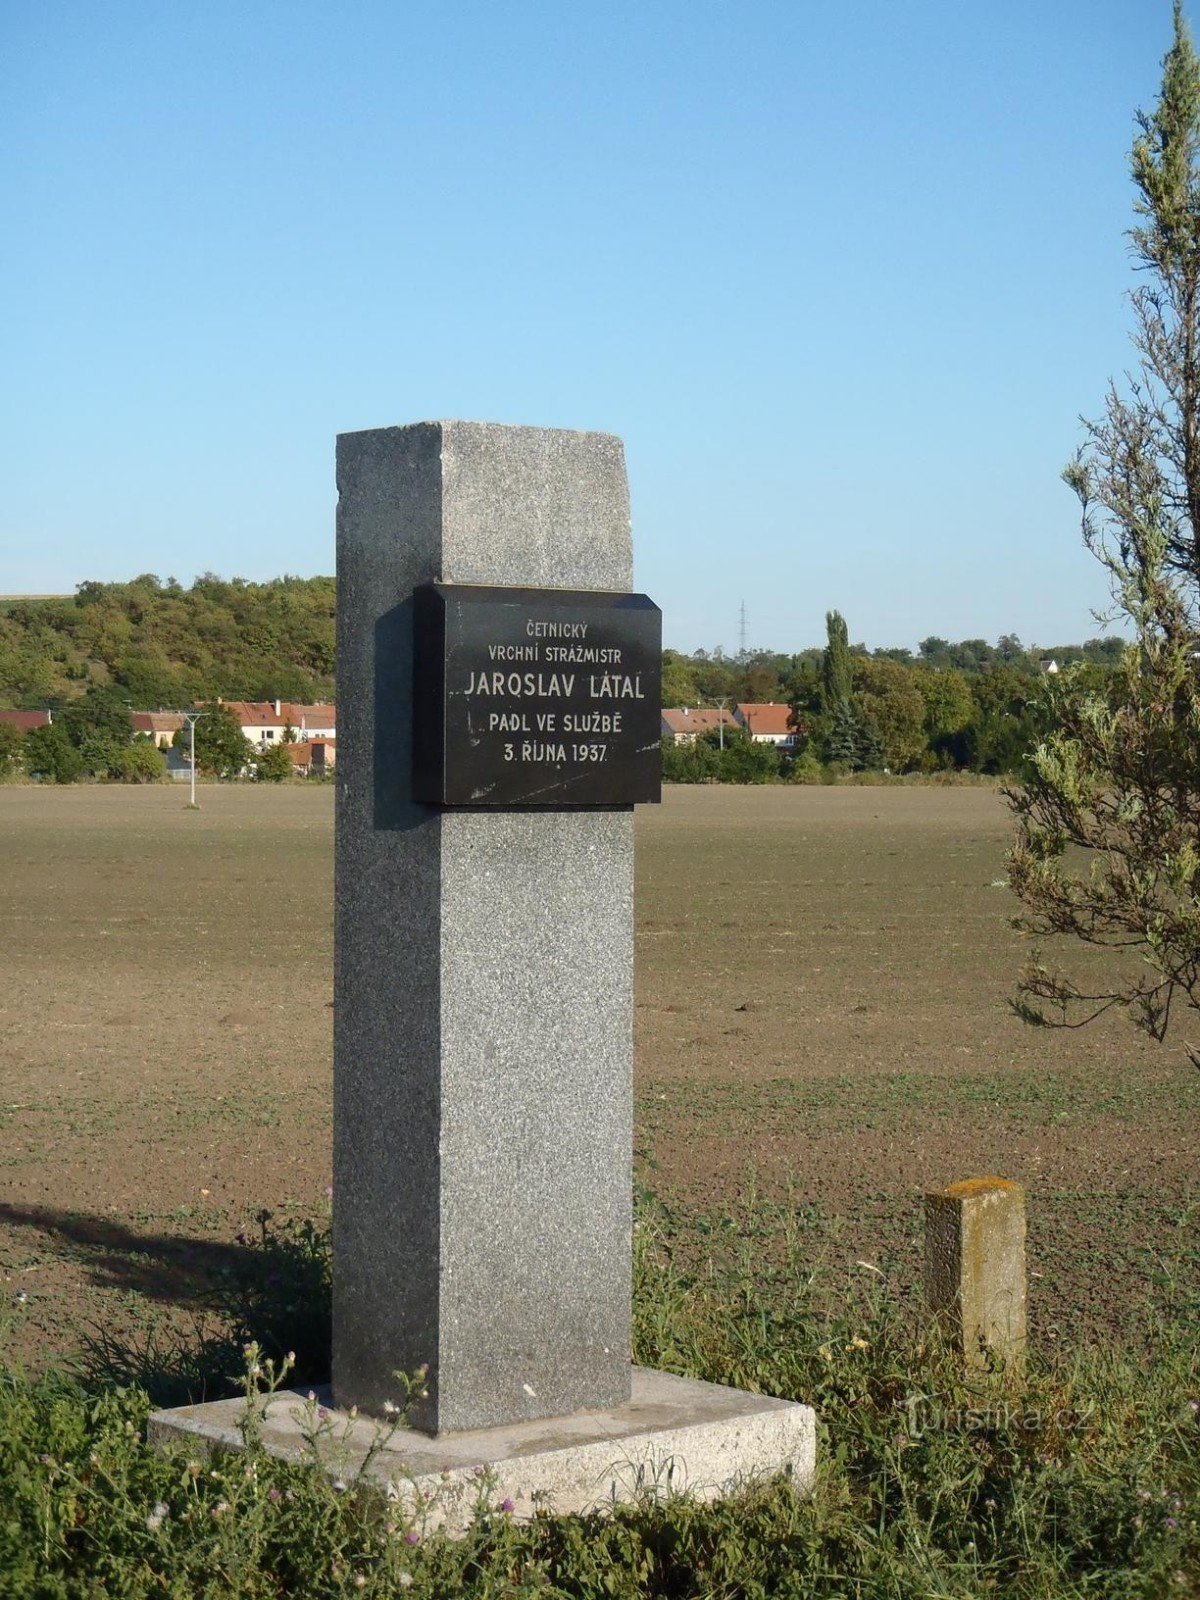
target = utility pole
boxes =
[181,711,207,809]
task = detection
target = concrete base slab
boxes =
[149,1367,816,1536]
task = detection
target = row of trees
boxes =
[664,612,1065,779]
[662,633,1123,712]
[0,568,1123,720]
[0,692,168,784]
[0,693,299,783]
[0,570,1121,720]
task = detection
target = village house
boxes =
[733,702,798,747]
[211,699,337,748]
[285,738,337,775]
[660,707,738,744]
[131,711,186,748]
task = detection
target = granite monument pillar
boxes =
[333,421,651,1432]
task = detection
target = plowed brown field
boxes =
[1,783,1195,1372]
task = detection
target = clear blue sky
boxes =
[0,1,1171,653]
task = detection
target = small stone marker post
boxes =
[924,1177,1027,1375]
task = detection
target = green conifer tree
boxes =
[854,716,886,772]
[826,699,860,768]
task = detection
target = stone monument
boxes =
[333,420,656,1431]
[150,420,815,1525]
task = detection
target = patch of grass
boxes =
[2,1193,1197,1596]
[80,1205,333,1408]
[640,1066,1200,1129]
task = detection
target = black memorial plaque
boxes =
[412,583,662,807]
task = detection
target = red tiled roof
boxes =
[735,703,795,737]
[285,704,336,727]
[210,701,337,729]
[0,709,51,732]
[132,711,186,735]
[661,708,737,737]
[212,700,275,727]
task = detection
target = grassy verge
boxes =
[2,1195,1198,1597]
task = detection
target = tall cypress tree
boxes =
[820,609,861,765]
[821,611,854,713]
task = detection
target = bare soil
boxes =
[1,783,1195,1374]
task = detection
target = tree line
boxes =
[661,615,1125,782]
[0,569,1128,783]
[0,696,303,784]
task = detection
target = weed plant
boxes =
[1,1192,1197,1597]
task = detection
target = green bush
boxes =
[661,732,784,785]
[711,734,781,783]
[660,736,718,783]
[114,742,168,783]
[254,742,294,782]
[22,723,83,784]
[0,722,22,778]
[785,751,824,784]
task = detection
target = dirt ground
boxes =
[1,783,1196,1374]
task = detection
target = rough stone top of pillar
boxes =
[336,420,632,593]
[928,1177,1023,1204]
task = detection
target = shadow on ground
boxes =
[1,1202,251,1300]
[0,1202,332,1407]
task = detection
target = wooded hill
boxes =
[0,575,335,709]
